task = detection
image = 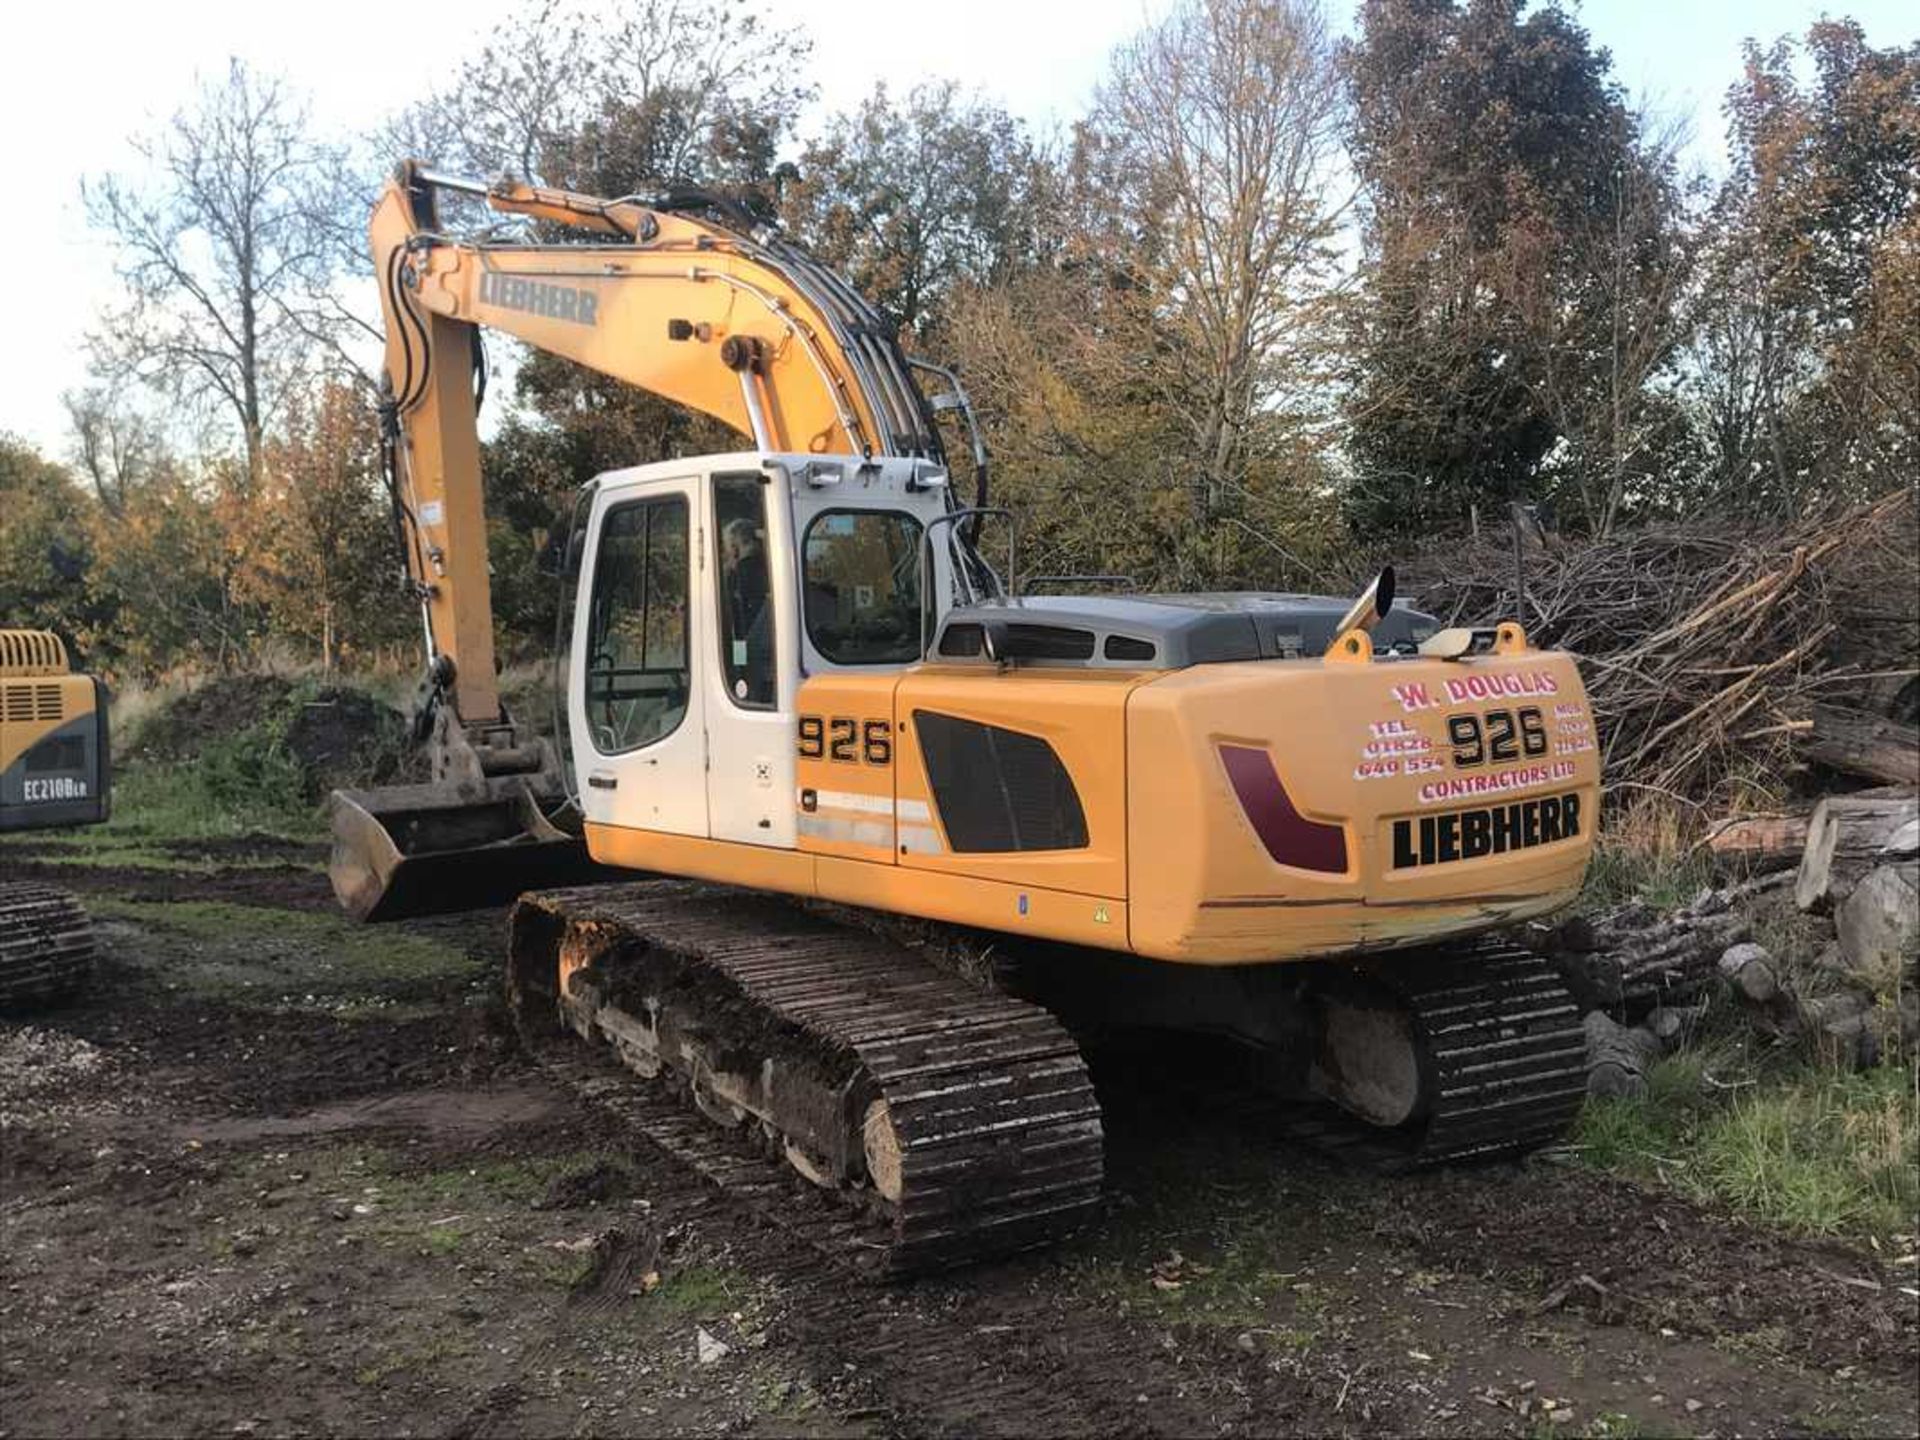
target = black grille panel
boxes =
[914,712,1088,852]
[1006,624,1095,660]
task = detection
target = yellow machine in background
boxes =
[0,630,110,1009]
[329,163,1602,1273]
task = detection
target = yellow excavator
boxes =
[331,162,1602,1272]
[1,630,109,1009]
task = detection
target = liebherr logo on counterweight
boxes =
[479,271,599,326]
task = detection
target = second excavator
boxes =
[330,162,1601,1273]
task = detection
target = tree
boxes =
[0,438,98,649]
[1341,0,1675,537]
[1512,114,1698,534]
[381,0,811,191]
[381,0,814,653]
[85,461,255,674]
[781,82,1043,338]
[1688,22,1919,512]
[63,388,165,519]
[84,60,347,485]
[240,382,410,670]
[1096,0,1347,583]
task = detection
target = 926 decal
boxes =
[1447,706,1546,768]
[797,715,891,766]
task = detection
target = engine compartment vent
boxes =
[2,683,64,723]
[914,711,1088,852]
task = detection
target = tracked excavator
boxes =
[331,162,1602,1274]
[1,630,109,1009]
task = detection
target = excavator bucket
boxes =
[328,778,625,923]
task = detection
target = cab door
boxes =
[571,479,708,837]
[704,471,799,847]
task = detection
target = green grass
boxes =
[1573,1052,1920,1248]
[1579,832,1713,912]
[0,756,325,873]
[652,1264,751,1315]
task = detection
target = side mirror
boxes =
[980,619,1009,664]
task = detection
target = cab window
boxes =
[583,496,689,753]
[714,475,775,707]
[802,510,923,665]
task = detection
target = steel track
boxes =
[507,880,1105,1278]
[0,883,95,1012]
[1272,937,1588,1170]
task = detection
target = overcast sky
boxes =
[1,0,1910,462]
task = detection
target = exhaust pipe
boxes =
[1330,565,1396,640]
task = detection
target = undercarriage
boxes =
[505,880,1586,1275]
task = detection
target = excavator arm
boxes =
[335,160,980,920]
[374,160,959,733]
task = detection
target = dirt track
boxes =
[3,838,1916,1438]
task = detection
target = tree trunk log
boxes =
[1705,813,1809,873]
[1834,863,1920,992]
[1546,907,1749,1015]
[1799,705,1920,787]
[1794,793,1920,913]
[1584,1011,1663,1099]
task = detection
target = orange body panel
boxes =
[793,673,900,864]
[1125,651,1598,961]
[893,666,1143,901]
[583,824,1127,949]
[586,642,1599,969]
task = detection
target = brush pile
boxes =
[1404,489,1918,808]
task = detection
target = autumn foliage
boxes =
[3,1,1913,684]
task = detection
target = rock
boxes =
[1798,989,1871,1028]
[1834,864,1920,995]
[695,1328,730,1365]
[1717,942,1779,1004]
[1795,990,1878,1069]
[1865,996,1916,1057]
[1684,887,1730,917]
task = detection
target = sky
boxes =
[1,0,1911,463]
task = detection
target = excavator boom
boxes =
[337,162,974,918]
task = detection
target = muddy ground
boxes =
[2,837,1915,1439]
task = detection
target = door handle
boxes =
[587,773,618,791]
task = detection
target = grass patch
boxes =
[1580,797,1713,912]
[1573,1052,1919,1248]
[0,756,325,873]
[88,896,482,1005]
[651,1264,752,1316]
